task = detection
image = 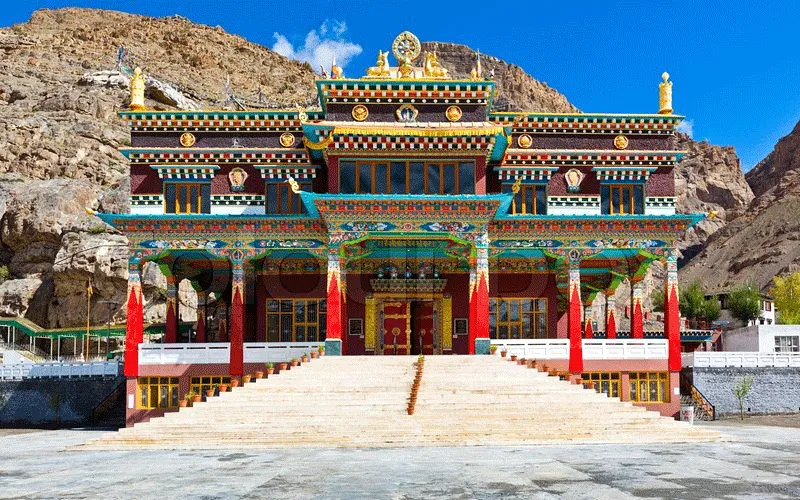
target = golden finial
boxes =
[287,176,301,194]
[658,71,673,115]
[130,67,146,111]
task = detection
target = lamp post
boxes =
[98,300,120,359]
[85,279,93,361]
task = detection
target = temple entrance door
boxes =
[382,301,410,355]
[411,301,435,355]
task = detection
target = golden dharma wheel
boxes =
[179,132,196,147]
[517,134,533,148]
[445,105,462,122]
[351,105,369,121]
[280,132,296,147]
[613,134,629,150]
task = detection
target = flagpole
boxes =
[86,279,92,361]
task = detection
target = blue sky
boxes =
[3,0,799,171]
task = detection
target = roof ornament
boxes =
[331,55,343,79]
[659,72,673,115]
[129,67,146,111]
[470,51,483,80]
[392,31,421,78]
[423,51,448,78]
[366,50,390,77]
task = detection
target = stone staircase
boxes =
[80,356,721,449]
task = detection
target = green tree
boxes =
[727,283,762,325]
[773,271,800,324]
[0,265,9,285]
[703,297,721,322]
[679,281,707,319]
[650,289,665,312]
[733,376,754,420]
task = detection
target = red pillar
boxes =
[124,258,143,378]
[632,281,644,339]
[606,293,617,339]
[468,243,489,355]
[584,317,594,339]
[195,291,206,343]
[165,275,177,343]
[325,249,343,355]
[568,262,583,373]
[664,256,681,372]
[229,261,244,376]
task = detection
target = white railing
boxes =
[489,338,668,360]
[243,342,323,363]
[490,339,570,360]
[0,361,120,380]
[138,343,231,365]
[582,339,668,360]
[686,351,800,368]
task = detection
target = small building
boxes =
[706,292,776,328]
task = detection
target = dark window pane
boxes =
[601,185,610,214]
[267,184,278,213]
[633,185,644,214]
[442,164,455,194]
[358,163,372,193]
[390,162,407,194]
[536,185,547,215]
[340,161,356,193]
[612,187,621,214]
[426,164,440,194]
[375,163,388,194]
[409,162,424,194]
[458,162,474,194]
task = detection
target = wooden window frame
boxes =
[628,372,669,403]
[190,376,231,398]
[581,372,620,398]
[505,183,547,215]
[489,298,548,339]
[164,182,209,214]
[340,160,475,195]
[265,181,311,214]
[137,376,179,409]
[606,184,644,215]
[266,298,327,342]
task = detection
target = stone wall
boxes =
[0,376,123,427]
[689,367,800,416]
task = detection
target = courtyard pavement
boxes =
[1,422,800,499]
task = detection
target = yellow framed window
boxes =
[581,372,620,398]
[266,299,327,342]
[489,298,548,339]
[339,160,475,195]
[189,376,231,396]
[164,182,210,214]
[503,183,547,215]
[266,182,310,214]
[138,376,179,409]
[628,372,669,403]
[602,184,644,215]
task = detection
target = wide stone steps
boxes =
[79,355,721,449]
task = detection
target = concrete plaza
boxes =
[1,422,800,499]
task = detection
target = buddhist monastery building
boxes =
[100,32,705,425]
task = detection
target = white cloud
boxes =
[272,20,362,74]
[676,119,694,138]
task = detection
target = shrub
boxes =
[728,284,762,325]
[0,265,9,285]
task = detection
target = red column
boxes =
[606,293,617,339]
[584,317,594,339]
[195,291,207,343]
[568,261,583,373]
[468,243,489,355]
[165,275,177,343]
[325,249,343,355]
[229,261,244,376]
[124,258,143,378]
[468,268,477,352]
[632,281,644,339]
[664,256,681,372]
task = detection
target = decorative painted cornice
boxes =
[121,148,313,166]
[255,166,318,180]
[490,113,684,135]
[592,166,659,182]
[503,150,683,167]
[151,165,219,180]
[316,79,495,109]
[118,110,323,132]
[496,166,558,182]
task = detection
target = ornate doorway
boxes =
[411,301,435,355]
[382,301,410,355]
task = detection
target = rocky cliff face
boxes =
[680,120,800,292]
[0,8,315,327]
[421,42,578,113]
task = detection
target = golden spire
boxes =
[129,67,146,111]
[658,71,673,115]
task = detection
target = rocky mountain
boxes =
[0,8,315,327]
[0,8,763,329]
[680,120,800,293]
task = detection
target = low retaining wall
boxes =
[0,376,123,428]
[688,367,800,416]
